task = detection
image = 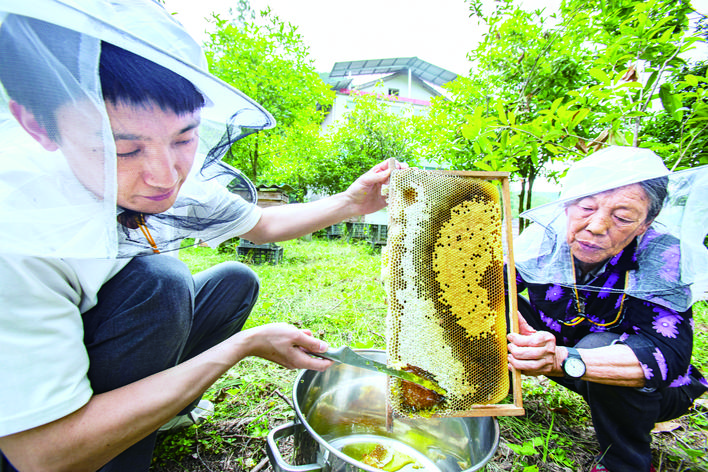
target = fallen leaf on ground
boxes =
[652,421,681,433]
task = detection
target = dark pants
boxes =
[514,294,706,472]
[547,333,705,472]
[2,256,259,472]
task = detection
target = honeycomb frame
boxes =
[384,167,524,418]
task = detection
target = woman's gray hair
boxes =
[563,176,669,223]
[639,176,668,223]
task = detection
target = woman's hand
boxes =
[507,314,563,377]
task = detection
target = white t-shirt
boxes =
[0,188,261,437]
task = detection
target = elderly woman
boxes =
[507,146,708,472]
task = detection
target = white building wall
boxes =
[322,72,438,133]
[358,73,435,102]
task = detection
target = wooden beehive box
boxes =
[256,185,292,208]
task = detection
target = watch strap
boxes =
[565,347,580,359]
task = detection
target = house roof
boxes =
[326,57,457,87]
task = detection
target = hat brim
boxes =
[4,0,276,131]
[522,146,671,222]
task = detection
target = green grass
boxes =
[692,301,708,373]
[180,237,389,419]
[153,238,708,471]
[152,237,388,468]
[180,237,388,349]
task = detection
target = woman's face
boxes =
[566,183,651,271]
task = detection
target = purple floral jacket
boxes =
[516,237,707,392]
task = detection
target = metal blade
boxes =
[312,346,446,395]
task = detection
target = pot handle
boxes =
[267,422,322,472]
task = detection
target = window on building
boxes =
[388,88,400,96]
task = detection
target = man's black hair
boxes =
[0,14,205,142]
[0,15,82,140]
[99,42,204,114]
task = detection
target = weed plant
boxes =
[152,239,708,471]
[153,237,387,468]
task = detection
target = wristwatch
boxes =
[562,347,586,378]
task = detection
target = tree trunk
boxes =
[521,172,536,233]
[251,138,259,180]
[518,167,537,234]
[517,178,527,234]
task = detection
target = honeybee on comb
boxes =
[384,168,509,417]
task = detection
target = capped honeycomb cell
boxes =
[385,168,508,417]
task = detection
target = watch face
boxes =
[565,357,586,377]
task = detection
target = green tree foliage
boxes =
[560,0,702,159]
[641,61,708,170]
[203,5,334,188]
[639,9,708,170]
[311,90,420,195]
[432,0,595,230]
[260,123,326,200]
[434,0,705,228]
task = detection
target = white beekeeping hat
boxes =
[0,0,275,257]
[514,146,708,312]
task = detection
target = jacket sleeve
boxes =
[619,298,695,390]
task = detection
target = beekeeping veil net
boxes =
[514,146,708,312]
[0,0,274,258]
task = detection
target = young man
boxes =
[0,3,397,471]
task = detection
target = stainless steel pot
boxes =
[267,349,499,472]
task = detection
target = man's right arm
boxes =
[0,323,330,472]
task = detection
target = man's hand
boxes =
[0,322,332,472]
[241,323,333,371]
[507,313,563,377]
[342,159,406,216]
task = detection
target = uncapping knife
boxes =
[310,346,446,395]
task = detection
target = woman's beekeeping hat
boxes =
[514,146,708,312]
[0,0,275,258]
[558,146,671,201]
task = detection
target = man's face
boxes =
[106,101,200,214]
[566,183,651,271]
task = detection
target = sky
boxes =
[161,0,559,77]
[162,0,708,77]
[162,0,708,76]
